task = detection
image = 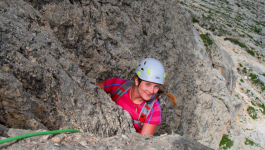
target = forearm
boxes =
[140,123,157,135]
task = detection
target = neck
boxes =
[130,85,144,104]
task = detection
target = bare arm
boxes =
[97,82,105,90]
[141,123,157,135]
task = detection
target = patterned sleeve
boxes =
[103,78,126,95]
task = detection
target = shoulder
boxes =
[145,99,161,124]
[152,99,161,112]
[105,78,128,85]
[104,78,128,88]
[103,78,129,93]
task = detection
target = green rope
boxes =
[0,128,81,144]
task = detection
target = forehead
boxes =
[142,80,160,86]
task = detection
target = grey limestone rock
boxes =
[0,0,245,149]
[0,0,134,137]
[0,128,213,150]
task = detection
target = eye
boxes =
[154,85,159,88]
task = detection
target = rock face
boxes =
[1,0,263,149]
[0,128,213,150]
[180,0,265,149]
[0,0,135,137]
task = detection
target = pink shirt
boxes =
[104,78,162,133]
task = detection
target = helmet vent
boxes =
[141,68,144,71]
[144,61,146,65]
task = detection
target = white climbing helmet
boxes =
[135,58,166,85]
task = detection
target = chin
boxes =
[142,96,153,101]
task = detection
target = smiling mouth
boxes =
[145,93,153,97]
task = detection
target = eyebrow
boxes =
[144,81,159,86]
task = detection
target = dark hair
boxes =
[134,74,142,85]
[137,77,143,86]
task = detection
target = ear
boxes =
[134,76,139,86]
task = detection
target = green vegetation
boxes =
[253,20,265,27]
[203,15,216,22]
[224,37,248,49]
[239,34,245,37]
[249,73,265,91]
[251,101,255,106]
[219,135,234,150]
[240,79,244,83]
[246,33,253,39]
[249,73,258,80]
[235,15,245,22]
[244,128,253,131]
[237,68,241,73]
[253,26,262,34]
[220,0,229,5]
[209,25,217,32]
[245,138,262,148]
[192,17,199,23]
[224,37,256,57]
[226,24,232,27]
[245,138,255,146]
[237,63,245,74]
[245,138,254,146]
[217,27,229,36]
[200,33,213,47]
[246,49,255,56]
[247,89,250,93]
[226,6,233,12]
[258,103,265,115]
[247,106,258,119]
[242,67,247,74]
[254,39,262,47]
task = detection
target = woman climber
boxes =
[97,58,176,135]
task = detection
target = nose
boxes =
[148,86,155,94]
